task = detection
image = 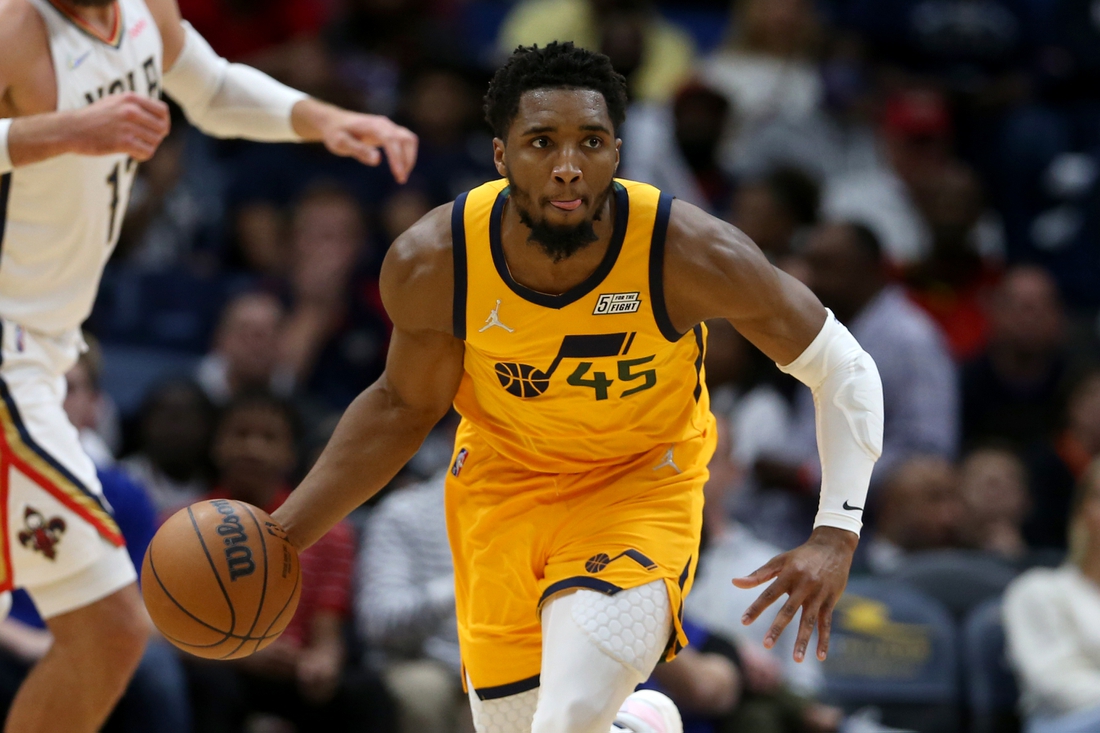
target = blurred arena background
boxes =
[5,0,1100,731]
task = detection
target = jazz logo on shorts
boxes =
[451,448,469,477]
[18,507,66,560]
[585,548,658,574]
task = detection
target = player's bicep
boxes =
[666,200,825,366]
[381,325,465,421]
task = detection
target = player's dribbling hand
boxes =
[732,526,857,663]
[69,93,171,162]
[318,111,419,184]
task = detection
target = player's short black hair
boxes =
[484,42,629,139]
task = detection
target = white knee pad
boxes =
[570,580,672,678]
[468,679,539,733]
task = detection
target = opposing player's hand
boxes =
[69,93,170,162]
[733,526,857,663]
[319,111,419,184]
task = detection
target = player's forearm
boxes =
[290,98,342,143]
[4,112,83,168]
[777,311,883,537]
[273,380,441,551]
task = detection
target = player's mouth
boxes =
[549,199,583,211]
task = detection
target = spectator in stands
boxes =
[856,455,965,575]
[497,0,696,103]
[621,83,733,213]
[398,66,497,206]
[196,291,294,406]
[687,424,845,733]
[120,380,216,517]
[280,183,391,409]
[357,472,471,733]
[957,446,1030,560]
[63,335,122,467]
[823,88,952,264]
[904,162,1003,362]
[1024,368,1100,551]
[728,166,819,269]
[700,0,823,150]
[186,390,395,733]
[961,266,1068,451]
[1004,458,1100,733]
[752,222,957,547]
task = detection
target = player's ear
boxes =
[615,138,621,171]
[493,138,507,178]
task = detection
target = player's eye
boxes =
[585,137,603,148]
[532,137,549,149]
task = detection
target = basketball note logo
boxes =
[584,549,658,574]
[594,292,641,315]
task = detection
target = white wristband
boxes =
[0,119,12,174]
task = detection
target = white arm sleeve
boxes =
[162,22,307,142]
[778,310,883,536]
[0,119,12,174]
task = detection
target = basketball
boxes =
[140,499,302,660]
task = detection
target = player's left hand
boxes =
[319,111,419,184]
[733,526,857,663]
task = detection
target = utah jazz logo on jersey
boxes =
[495,332,659,401]
[585,549,658,574]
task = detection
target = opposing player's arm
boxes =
[664,200,884,663]
[272,206,464,551]
[145,0,417,182]
[0,0,170,170]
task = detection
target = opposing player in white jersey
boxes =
[0,0,418,727]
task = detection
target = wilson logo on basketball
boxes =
[211,499,256,581]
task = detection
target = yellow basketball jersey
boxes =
[452,178,712,472]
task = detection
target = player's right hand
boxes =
[68,93,170,162]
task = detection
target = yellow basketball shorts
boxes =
[444,422,716,699]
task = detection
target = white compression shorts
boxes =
[469,580,672,733]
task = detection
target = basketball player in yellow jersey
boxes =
[274,42,884,733]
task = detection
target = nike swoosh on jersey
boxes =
[843,500,864,512]
[68,51,92,70]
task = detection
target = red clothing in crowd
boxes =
[203,488,356,648]
[177,0,332,60]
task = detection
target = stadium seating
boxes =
[963,598,1020,733]
[824,577,960,733]
[891,550,1019,621]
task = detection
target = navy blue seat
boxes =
[891,550,1019,622]
[99,345,201,417]
[964,598,1020,733]
[824,577,960,733]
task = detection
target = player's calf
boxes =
[6,582,150,733]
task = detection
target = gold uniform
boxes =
[447,178,717,699]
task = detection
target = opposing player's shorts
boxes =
[445,416,717,699]
[0,320,134,618]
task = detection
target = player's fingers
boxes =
[334,132,382,166]
[732,555,785,589]
[384,130,418,183]
[740,576,788,625]
[126,95,172,129]
[816,600,835,661]
[126,137,159,161]
[765,591,806,650]
[792,596,823,663]
[124,104,171,138]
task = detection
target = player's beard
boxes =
[508,178,612,263]
[69,0,117,7]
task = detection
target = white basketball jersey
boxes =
[0,0,163,335]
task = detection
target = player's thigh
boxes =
[531,582,672,733]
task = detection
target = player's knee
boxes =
[532,690,615,733]
[51,585,150,671]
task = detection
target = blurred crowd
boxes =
[5,0,1100,731]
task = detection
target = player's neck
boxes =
[51,0,117,34]
[499,196,616,297]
